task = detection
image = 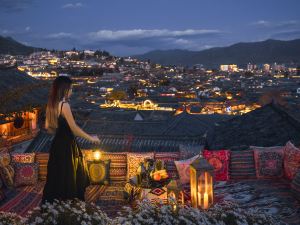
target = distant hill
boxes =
[0,36,41,55]
[133,39,300,68]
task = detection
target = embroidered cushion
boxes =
[0,165,14,187]
[291,169,300,200]
[102,152,127,183]
[35,153,49,181]
[174,155,199,184]
[14,163,38,187]
[203,150,231,181]
[253,147,284,179]
[87,160,111,185]
[155,152,180,179]
[283,141,300,180]
[0,153,11,167]
[127,153,154,180]
[11,153,35,164]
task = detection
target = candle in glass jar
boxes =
[197,192,201,206]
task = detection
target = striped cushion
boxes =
[0,165,15,187]
[35,153,49,181]
[155,152,180,179]
[230,150,256,179]
[291,170,300,200]
[102,153,127,183]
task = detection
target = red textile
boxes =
[253,147,284,179]
[203,150,231,181]
[283,141,300,180]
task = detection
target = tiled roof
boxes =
[26,130,204,153]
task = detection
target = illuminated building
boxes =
[220,64,238,72]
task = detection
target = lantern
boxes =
[167,179,184,212]
[190,154,214,209]
[93,150,102,161]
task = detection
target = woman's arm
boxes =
[61,102,98,142]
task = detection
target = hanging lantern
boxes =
[190,154,214,209]
[167,179,184,212]
[93,150,102,161]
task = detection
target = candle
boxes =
[204,192,208,209]
[197,192,201,206]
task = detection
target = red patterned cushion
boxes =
[283,141,300,180]
[0,153,11,167]
[0,165,14,187]
[174,155,199,184]
[155,152,180,179]
[203,150,231,181]
[253,147,284,179]
[35,153,49,181]
[14,163,38,187]
[11,153,35,163]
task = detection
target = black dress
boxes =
[42,101,90,203]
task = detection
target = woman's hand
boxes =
[90,135,100,144]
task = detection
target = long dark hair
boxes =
[46,76,72,133]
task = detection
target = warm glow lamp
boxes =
[167,179,184,212]
[93,150,102,161]
[190,153,214,210]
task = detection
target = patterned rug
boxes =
[0,181,44,217]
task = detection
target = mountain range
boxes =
[133,39,300,68]
[0,36,41,55]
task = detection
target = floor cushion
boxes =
[174,155,198,184]
[230,150,256,179]
[35,153,49,181]
[87,160,111,185]
[14,163,39,187]
[203,150,231,181]
[0,153,11,167]
[291,169,300,200]
[0,164,14,187]
[127,152,154,180]
[155,152,180,179]
[283,141,300,180]
[253,147,284,179]
[11,153,35,164]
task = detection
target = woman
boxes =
[42,75,100,203]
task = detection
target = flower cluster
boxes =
[0,199,282,225]
[116,200,282,225]
[26,199,112,225]
[0,211,25,225]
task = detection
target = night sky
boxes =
[1,0,300,56]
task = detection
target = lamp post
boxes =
[190,153,214,209]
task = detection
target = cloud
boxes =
[0,0,35,12]
[88,29,221,41]
[270,29,300,40]
[251,20,299,29]
[25,26,31,31]
[62,2,83,9]
[46,32,74,39]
